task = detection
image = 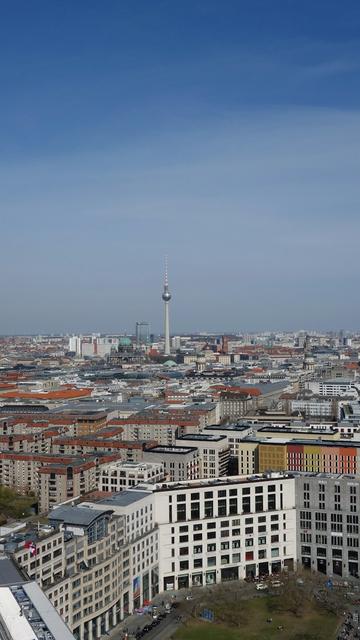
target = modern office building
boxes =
[98,460,165,492]
[176,433,230,477]
[143,445,200,481]
[296,473,360,579]
[151,474,296,590]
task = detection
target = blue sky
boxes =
[1,1,360,334]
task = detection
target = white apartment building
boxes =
[150,474,296,591]
[175,434,230,478]
[203,424,254,456]
[98,461,165,493]
[290,397,335,417]
[143,445,200,482]
[304,379,358,398]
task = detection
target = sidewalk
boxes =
[104,593,178,640]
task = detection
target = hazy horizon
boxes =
[1,1,360,334]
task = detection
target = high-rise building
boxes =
[162,258,171,356]
[135,321,150,347]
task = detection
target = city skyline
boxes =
[1,1,360,334]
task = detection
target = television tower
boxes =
[162,257,171,356]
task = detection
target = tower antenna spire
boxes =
[164,255,169,288]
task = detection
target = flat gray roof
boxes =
[99,490,151,507]
[177,434,227,442]
[145,445,198,454]
[204,424,251,432]
[0,556,26,586]
[49,505,113,526]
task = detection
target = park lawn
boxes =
[0,486,36,520]
[174,595,340,640]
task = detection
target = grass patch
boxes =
[174,594,339,640]
[0,486,36,520]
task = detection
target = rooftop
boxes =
[98,490,151,507]
[204,423,252,432]
[177,433,227,442]
[49,505,113,526]
[150,472,293,492]
[0,556,26,586]
[144,445,198,455]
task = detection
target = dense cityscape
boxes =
[1,267,360,639]
[2,1,360,640]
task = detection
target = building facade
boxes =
[152,474,296,591]
[296,473,360,579]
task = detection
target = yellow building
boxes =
[258,440,288,472]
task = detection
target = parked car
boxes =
[271,580,284,588]
[256,582,268,591]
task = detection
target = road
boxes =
[107,602,183,640]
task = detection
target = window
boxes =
[271,548,279,558]
[179,547,189,556]
[315,512,327,531]
[229,498,238,515]
[347,538,359,548]
[258,525,266,533]
[177,504,186,522]
[191,503,200,520]
[205,502,213,518]
[218,500,227,517]
[315,534,326,544]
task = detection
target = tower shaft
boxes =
[164,301,170,356]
